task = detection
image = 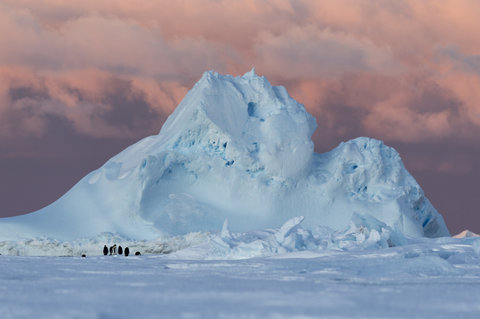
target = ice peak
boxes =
[198,68,266,90]
[334,137,400,162]
[243,67,257,78]
[156,69,317,182]
[341,137,387,151]
[198,69,220,84]
[453,230,480,238]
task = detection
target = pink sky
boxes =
[1,0,479,233]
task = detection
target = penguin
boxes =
[124,247,130,257]
[103,245,108,256]
[118,246,123,255]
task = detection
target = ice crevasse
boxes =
[0,68,450,242]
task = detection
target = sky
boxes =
[0,0,479,234]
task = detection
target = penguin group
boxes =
[103,244,131,256]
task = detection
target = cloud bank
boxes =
[1,1,479,143]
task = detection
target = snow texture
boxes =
[0,69,449,247]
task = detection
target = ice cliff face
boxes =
[0,69,450,241]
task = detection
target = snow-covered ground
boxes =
[0,215,447,258]
[1,238,480,319]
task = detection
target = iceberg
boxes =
[0,69,449,243]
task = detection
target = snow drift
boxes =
[0,69,449,244]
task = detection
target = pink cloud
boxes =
[363,94,453,142]
[1,0,480,150]
[255,26,402,79]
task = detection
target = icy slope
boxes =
[0,69,449,241]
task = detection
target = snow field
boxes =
[1,239,480,319]
[0,215,435,258]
